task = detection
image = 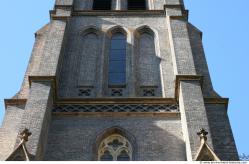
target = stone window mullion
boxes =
[98,134,132,161]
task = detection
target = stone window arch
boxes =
[77,27,102,97]
[103,26,130,97]
[98,134,132,161]
[134,26,162,97]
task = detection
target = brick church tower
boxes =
[0,0,239,161]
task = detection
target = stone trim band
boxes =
[53,104,179,113]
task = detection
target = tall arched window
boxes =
[135,27,161,96]
[108,33,126,86]
[78,32,99,85]
[98,134,132,161]
[138,32,159,86]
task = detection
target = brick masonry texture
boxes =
[57,16,175,98]
[206,104,239,161]
[179,81,213,160]
[0,0,239,161]
[165,0,183,5]
[169,19,196,75]
[44,116,186,161]
[15,24,51,99]
[0,105,25,160]
[187,23,220,98]
[38,20,67,76]
[55,0,73,6]
[18,82,53,160]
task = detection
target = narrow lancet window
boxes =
[108,33,126,86]
[135,27,162,97]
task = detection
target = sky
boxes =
[0,0,248,156]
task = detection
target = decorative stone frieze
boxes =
[53,104,179,113]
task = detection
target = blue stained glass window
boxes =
[109,61,126,73]
[111,40,126,49]
[108,33,126,85]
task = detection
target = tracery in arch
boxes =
[98,134,132,161]
[134,26,161,96]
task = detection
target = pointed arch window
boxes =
[98,134,132,161]
[108,33,126,86]
[134,27,162,97]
